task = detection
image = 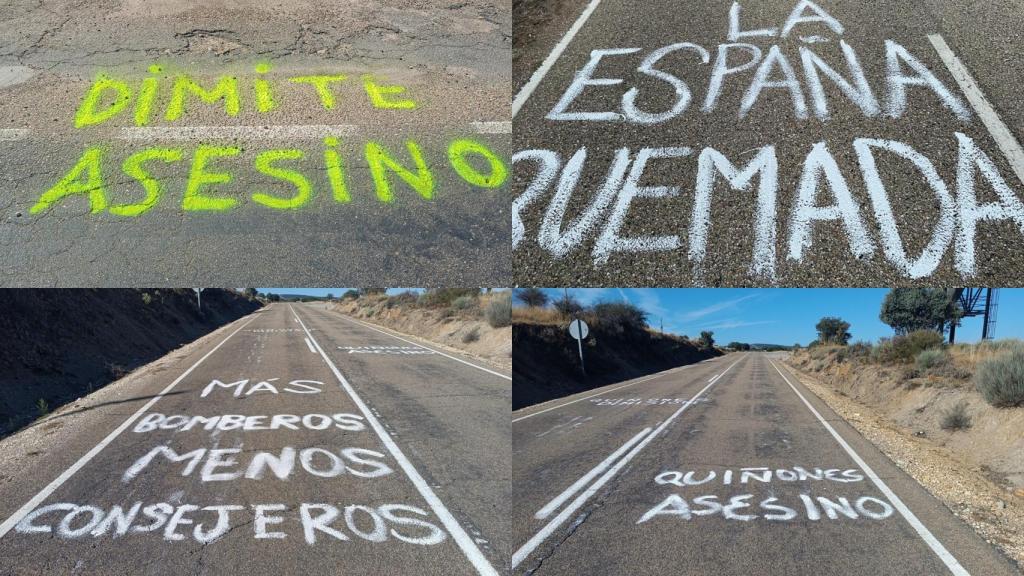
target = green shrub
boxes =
[591,302,647,334]
[940,401,971,431]
[873,330,944,363]
[451,295,476,310]
[849,341,873,358]
[915,349,949,371]
[418,288,479,308]
[386,291,419,308]
[485,293,512,328]
[975,350,1024,407]
[36,398,49,416]
[462,327,480,343]
[141,292,152,305]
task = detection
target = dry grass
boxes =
[512,306,566,325]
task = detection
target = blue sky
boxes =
[526,289,1023,345]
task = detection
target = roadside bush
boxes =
[940,401,971,431]
[975,350,1024,407]
[873,330,944,363]
[462,327,480,343]
[341,289,360,301]
[591,302,647,335]
[915,349,949,371]
[848,341,873,359]
[451,295,476,311]
[386,291,419,308]
[141,292,153,305]
[418,288,479,308]
[485,293,512,328]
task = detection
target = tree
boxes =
[266,293,281,302]
[341,289,360,300]
[816,317,851,345]
[592,302,647,332]
[243,288,257,300]
[880,288,959,335]
[698,331,715,349]
[515,288,549,308]
[553,294,583,316]
[326,293,334,301]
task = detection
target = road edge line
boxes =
[0,312,258,539]
[290,305,499,576]
[334,313,511,381]
[769,359,969,576]
[928,33,1024,187]
[511,356,742,569]
[511,0,603,118]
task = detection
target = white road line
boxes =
[929,33,1024,187]
[0,313,257,539]
[535,427,652,520]
[512,367,691,423]
[336,313,512,381]
[289,305,498,576]
[472,121,512,134]
[303,337,317,354]
[118,125,360,140]
[0,128,29,141]
[511,0,603,118]
[769,360,969,576]
[511,357,742,569]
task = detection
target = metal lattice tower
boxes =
[947,288,999,343]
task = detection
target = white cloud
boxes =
[680,294,759,321]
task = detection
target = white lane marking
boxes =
[472,121,512,134]
[0,128,29,141]
[535,427,652,520]
[118,125,359,140]
[929,33,1024,187]
[769,360,969,576]
[512,366,693,423]
[511,357,742,569]
[303,337,317,354]
[511,0,604,118]
[289,305,498,576]
[0,313,257,539]
[336,314,511,381]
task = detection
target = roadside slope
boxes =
[0,289,261,437]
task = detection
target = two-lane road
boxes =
[0,302,510,576]
[511,352,1020,575]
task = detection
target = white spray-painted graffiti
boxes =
[637,463,893,524]
[513,0,1024,281]
[15,371,448,548]
[589,397,711,407]
[337,345,436,355]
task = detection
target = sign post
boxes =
[193,288,204,314]
[568,318,589,376]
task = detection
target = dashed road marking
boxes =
[290,305,499,576]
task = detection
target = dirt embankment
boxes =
[331,291,512,371]
[514,318,722,409]
[783,347,1024,566]
[0,289,261,437]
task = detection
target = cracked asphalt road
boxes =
[0,0,511,286]
[0,302,511,575]
[512,0,1024,287]
[510,353,1022,575]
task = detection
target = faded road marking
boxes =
[472,121,512,134]
[117,125,360,140]
[929,33,1024,188]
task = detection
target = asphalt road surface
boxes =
[0,0,510,286]
[512,0,1024,286]
[511,352,1021,575]
[0,303,511,575]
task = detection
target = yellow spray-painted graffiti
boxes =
[30,138,508,216]
[31,63,507,216]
